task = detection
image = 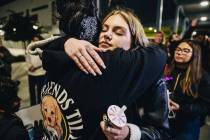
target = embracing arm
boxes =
[42,37,167,104]
[111,47,167,105]
[99,56,168,140]
[64,38,106,75]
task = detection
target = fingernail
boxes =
[84,71,89,74]
[92,71,97,76]
[101,63,106,69]
[98,70,102,75]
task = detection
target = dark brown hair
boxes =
[56,0,97,35]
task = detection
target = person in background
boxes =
[0,38,25,78]
[193,32,210,74]
[0,77,30,140]
[164,40,210,140]
[182,18,210,74]
[26,36,46,106]
[166,32,182,63]
[151,31,167,52]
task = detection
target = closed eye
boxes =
[101,25,108,32]
[114,27,126,36]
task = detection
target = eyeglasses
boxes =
[175,47,192,55]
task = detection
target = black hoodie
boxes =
[40,37,167,140]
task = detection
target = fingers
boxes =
[169,100,180,111]
[100,121,106,131]
[106,127,121,135]
[86,45,106,69]
[104,46,118,51]
[64,38,106,76]
[100,121,113,140]
[76,52,97,76]
[106,127,127,140]
[71,56,89,74]
[92,46,107,52]
[100,121,129,140]
[80,47,103,75]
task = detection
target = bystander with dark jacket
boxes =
[0,77,29,140]
[0,39,25,78]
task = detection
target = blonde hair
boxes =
[102,8,149,49]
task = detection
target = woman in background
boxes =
[164,40,210,140]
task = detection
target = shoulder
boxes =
[102,46,167,67]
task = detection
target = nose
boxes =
[104,32,112,40]
[176,51,182,55]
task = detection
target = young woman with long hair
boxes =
[164,40,210,140]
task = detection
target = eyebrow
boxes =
[176,47,191,50]
[103,24,127,31]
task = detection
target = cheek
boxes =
[184,55,192,62]
[99,33,103,41]
[174,55,181,62]
[114,37,131,50]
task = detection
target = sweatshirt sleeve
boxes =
[101,46,167,106]
[127,123,141,140]
[43,36,69,51]
[127,123,168,140]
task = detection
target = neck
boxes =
[176,63,188,69]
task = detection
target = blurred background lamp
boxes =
[149,27,153,31]
[32,25,38,30]
[200,1,209,7]
[200,16,207,21]
[154,29,157,32]
[13,28,16,32]
[192,31,197,36]
[0,30,5,36]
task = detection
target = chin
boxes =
[175,59,184,62]
[175,58,183,62]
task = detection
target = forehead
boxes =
[173,34,178,37]
[103,14,129,29]
[178,42,192,49]
[155,32,163,36]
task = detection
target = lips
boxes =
[176,56,183,59]
[99,41,112,48]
